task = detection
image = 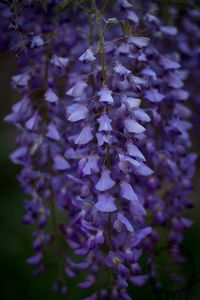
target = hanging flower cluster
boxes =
[2,0,198,299]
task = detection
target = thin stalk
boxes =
[91,1,113,297]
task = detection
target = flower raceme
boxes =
[3,0,197,299]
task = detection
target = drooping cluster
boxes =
[2,0,197,299]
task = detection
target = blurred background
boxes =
[1,50,200,300]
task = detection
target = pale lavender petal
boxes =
[82,154,100,175]
[128,36,150,48]
[161,26,177,36]
[46,123,60,141]
[25,113,39,130]
[10,146,28,164]
[119,154,140,167]
[97,114,112,132]
[114,63,131,76]
[68,104,89,122]
[95,169,115,192]
[98,85,114,104]
[95,193,117,212]
[12,73,30,86]
[171,89,189,101]
[127,11,139,23]
[166,72,183,89]
[145,88,165,103]
[123,97,141,111]
[141,67,157,79]
[159,56,181,70]
[133,109,151,122]
[126,142,146,161]
[44,88,59,103]
[79,48,96,63]
[53,154,70,170]
[66,80,87,97]
[134,162,153,176]
[31,35,44,48]
[74,125,93,145]
[124,118,146,134]
[50,54,69,68]
[120,181,138,202]
[117,213,134,232]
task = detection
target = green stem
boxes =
[91,1,113,297]
[91,0,106,83]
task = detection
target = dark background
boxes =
[1,52,200,300]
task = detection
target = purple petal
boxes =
[95,193,117,212]
[124,118,146,134]
[130,275,149,286]
[171,89,189,101]
[27,252,43,265]
[120,181,138,202]
[95,169,115,192]
[133,109,151,122]
[67,104,88,122]
[44,88,59,103]
[25,113,40,130]
[31,35,44,48]
[50,54,69,68]
[78,276,95,289]
[74,125,93,145]
[161,26,177,36]
[133,162,153,176]
[79,48,96,63]
[53,154,70,170]
[82,154,100,175]
[117,213,134,232]
[145,88,165,103]
[127,11,139,23]
[128,36,150,48]
[66,80,87,97]
[123,97,141,111]
[98,85,114,104]
[12,73,30,86]
[114,63,131,76]
[97,113,112,132]
[159,56,181,70]
[46,123,60,141]
[141,67,157,79]
[165,72,183,89]
[10,146,28,164]
[126,142,146,161]
[119,154,140,167]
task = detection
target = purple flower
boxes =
[53,154,70,171]
[79,48,96,63]
[46,123,60,141]
[95,168,115,192]
[12,73,30,87]
[50,54,69,68]
[124,118,146,133]
[128,36,150,48]
[98,85,114,104]
[95,193,117,212]
[67,104,89,122]
[74,125,93,145]
[120,181,138,202]
[97,113,112,132]
[44,88,59,103]
[66,80,87,98]
[144,88,165,103]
